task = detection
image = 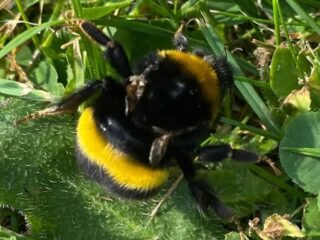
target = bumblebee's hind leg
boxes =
[173,149,234,220]
[79,21,132,78]
[188,180,233,220]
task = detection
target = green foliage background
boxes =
[0,0,320,239]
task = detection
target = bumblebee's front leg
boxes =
[197,144,283,176]
[78,21,132,78]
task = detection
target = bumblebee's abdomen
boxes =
[76,108,169,198]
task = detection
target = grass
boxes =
[0,0,320,239]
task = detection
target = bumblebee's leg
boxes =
[188,180,234,220]
[196,144,260,163]
[15,80,103,125]
[173,149,233,220]
[54,80,104,111]
[149,134,172,166]
[79,21,132,78]
[149,125,200,166]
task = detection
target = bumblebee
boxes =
[36,20,259,220]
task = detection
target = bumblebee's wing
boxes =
[15,80,103,125]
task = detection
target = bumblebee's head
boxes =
[125,50,233,132]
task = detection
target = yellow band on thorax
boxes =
[158,50,221,120]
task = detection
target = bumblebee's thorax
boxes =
[127,50,221,132]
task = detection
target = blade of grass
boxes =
[0,20,65,59]
[272,0,281,46]
[96,18,172,37]
[0,226,32,240]
[200,10,281,137]
[158,0,178,21]
[249,164,306,198]
[277,0,303,75]
[234,56,259,76]
[209,10,273,24]
[281,147,320,158]
[232,0,260,18]
[286,0,320,35]
[41,0,64,50]
[220,117,280,140]
[95,17,208,47]
[71,0,83,18]
[173,0,178,15]
[231,0,264,40]
[180,0,204,16]
[15,0,40,48]
[235,76,271,90]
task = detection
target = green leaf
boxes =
[270,47,311,97]
[15,46,32,67]
[30,61,64,97]
[261,214,304,239]
[0,98,228,239]
[279,112,320,193]
[309,64,320,88]
[309,64,320,108]
[225,232,243,240]
[302,198,320,237]
[0,79,52,101]
[0,226,32,240]
[207,161,289,218]
[283,87,311,112]
[82,1,133,20]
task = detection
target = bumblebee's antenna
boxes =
[173,21,188,51]
[77,20,132,78]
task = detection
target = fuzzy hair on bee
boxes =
[20,20,259,220]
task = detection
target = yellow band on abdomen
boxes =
[76,108,169,192]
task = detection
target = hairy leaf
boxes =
[0,99,227,239]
